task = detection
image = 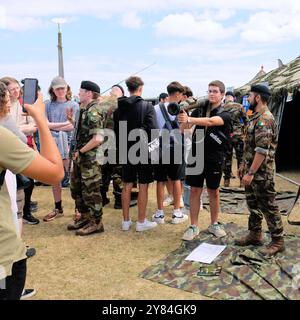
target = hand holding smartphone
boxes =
[22,78,39,113]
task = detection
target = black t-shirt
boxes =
[191,103,231,164]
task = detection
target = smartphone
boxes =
[22,78,39,113]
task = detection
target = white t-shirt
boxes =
[154,102,176,130]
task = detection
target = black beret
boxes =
[225,91,235,98]
[251,84,271,96]
[112,84,125,96]
[81,81,100,94]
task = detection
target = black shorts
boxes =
[122,164,154,184]
[154,163,185,182]
[185,161,223,190]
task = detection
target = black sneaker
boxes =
[23,214,40,225]
[26,247,36,259]
[21,288,37,300]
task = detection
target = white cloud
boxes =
[0,6,6,29]
[121,12,142,29]
[155,13,237,41]
[241,10,300,43]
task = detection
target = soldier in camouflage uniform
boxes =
[68,81,105,236]
[223,91,248,187]
[235,84,285,256]
[101,85,138,209]
[100,85,122,208]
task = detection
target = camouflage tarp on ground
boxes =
[201,187,297,215]
[140,223,300,300]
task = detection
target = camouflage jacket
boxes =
[224,102,248,137]
[76,100,104,159]
[98,95,118,130]
[243,106,278,180]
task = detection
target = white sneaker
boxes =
[163,195,174,207]
[208,223,227,238]
[172,212,189,224]
[21,288,37,300]
[182,225,200,241]
[122,220,132,231]
[152,213,165,224]
[136,219,158,232]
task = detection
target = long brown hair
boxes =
[48,85,72,102]
[0,82,10,118]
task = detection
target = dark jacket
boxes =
[114,96,158,151]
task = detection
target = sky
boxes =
[0,0,300,98]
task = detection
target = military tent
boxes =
[235,55,300,171]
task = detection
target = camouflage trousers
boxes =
[224,135,244,179]
[101,163,123,198]
[245,179,284,238]
[70,157,103,221]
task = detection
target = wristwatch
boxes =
[78,149,84,156]
[247,169,255,176]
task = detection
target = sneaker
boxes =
[23,214,40,225]
[152,212,165,224]
[182,225,200,241]
[172,213,188,224]
[21,288,37,300]
[208,223,227,238]
[43,209,64,222]
[26,247,36,259]
[136,219,157,232]
[163,195,174,207]
[122,220,133,231]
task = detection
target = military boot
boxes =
[75,219,104,236]
[224,178,230,187]
[259,237,285,257]
[67,210,89,231]
[235,231,264,246]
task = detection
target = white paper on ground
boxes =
[185,243,227,264]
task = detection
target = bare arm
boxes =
[19,123,37,135]
[47,121,70,130]
[79,134,103,154]
[20,95,64,185]
[178,110,224,127]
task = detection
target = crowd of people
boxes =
[0,74,285,300]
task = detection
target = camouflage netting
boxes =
[140,223,300,300]
[201,187,298,216]
[235,55,300,97]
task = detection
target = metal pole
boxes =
[276,173,300,187]
[57,23,65,78]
